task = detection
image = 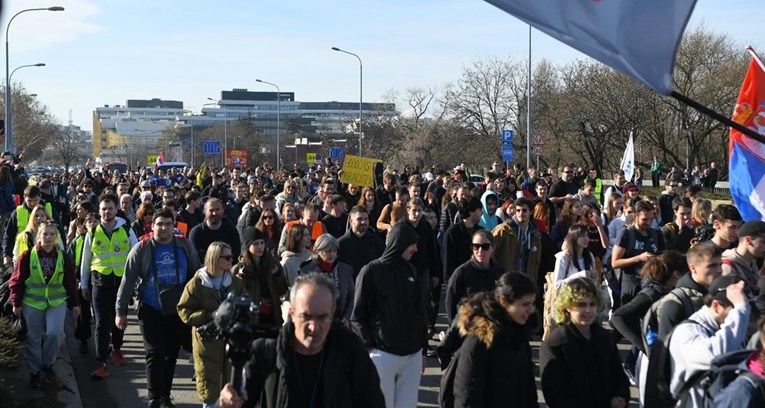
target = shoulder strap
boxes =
[625,227,636,255]
[740,371,765,403]
[722,259,739,274]
[671,287,696,317]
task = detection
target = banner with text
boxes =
[340,155,382,187]
[225,149,249,168]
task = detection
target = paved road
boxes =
[72,303,638,407]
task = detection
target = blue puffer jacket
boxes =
[0,182,15,215]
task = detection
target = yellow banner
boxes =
[147,155,158,166]
[340,155,382,187]
[306,153,317,164]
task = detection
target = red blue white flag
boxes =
[158,151,166,166]
[483,0,697,95]
[729,48,765,221]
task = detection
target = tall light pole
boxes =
[174,116,194,168]
[5,6,64,153]
[527,25,532,170]
[256,79,281,170]
[207,97,227,166]
[331,46,363,156]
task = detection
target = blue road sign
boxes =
[204,140,221,154]
[502,129,514,143]
[502,143,514,162]
[329,147,344,160]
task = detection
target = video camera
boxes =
[197,293,280,395]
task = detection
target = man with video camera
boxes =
[218,273,385,408]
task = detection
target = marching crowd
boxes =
[2,155,764,408]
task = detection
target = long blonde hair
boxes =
[23,205,52,236]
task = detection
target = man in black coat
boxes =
[218,273,385,408]
[352,222,430,408]
[337,206,385,280]
[188,198,241,262]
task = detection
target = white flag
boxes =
[620,132,635,183]
[484,0,697,95]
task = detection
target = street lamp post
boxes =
[174,117,194,168]
[331,46,363,156]
[207,97,227,166]
[256,79,281,170]
[5,6,65,153]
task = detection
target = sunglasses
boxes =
[262,215,274,220]
[219,255,233,261]
[563,171,574,174]
[471,243,492,251]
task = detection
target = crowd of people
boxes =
[1,154,764,408]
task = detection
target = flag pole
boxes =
[669,91,765,145]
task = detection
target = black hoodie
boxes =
[351,222,430,356]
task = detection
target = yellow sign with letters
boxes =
[306,153,317,164]
[339,155,382,187]
[147,155,158,166]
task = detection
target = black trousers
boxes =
[138,304,183,400]
[74,288,92,341]
[429,283,441,328]
[620,273,642,308]
[92,282,124,362]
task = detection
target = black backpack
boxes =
[439,348,460,408]
[643,320,703,408]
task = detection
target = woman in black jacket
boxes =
[451,272,539,408]
[540,277,630,408]
[445,230,504,324]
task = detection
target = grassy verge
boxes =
[0,316,64,408]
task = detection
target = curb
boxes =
[56,316,84,408]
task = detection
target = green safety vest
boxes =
[594,178,603,204]
[16,203,54,236]
[73,236,84,270]
[22,248,66,310]
[89,225,130,277]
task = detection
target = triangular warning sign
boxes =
[532,133,544,146]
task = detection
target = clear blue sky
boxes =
[3,0,763,132]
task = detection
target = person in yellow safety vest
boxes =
[68,211,99,354]
[277,203,326,256]
[13,205,65,264]
[583,167,605,207]
[79,194,139,379]
[2,185,57,270]
[8,222,80,388]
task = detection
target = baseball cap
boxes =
[140,180,151,188]
[708,275,742,306]
[623,183,639,193]
[739,220,765,238]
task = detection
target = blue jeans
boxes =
[23,303,67,373]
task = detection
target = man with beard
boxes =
[548,164,579,210]
[492,197,542,280]
[338,206,385,280]
[80,194,139,378]
[188,198,241,262]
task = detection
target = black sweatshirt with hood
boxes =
[351,222,430,356]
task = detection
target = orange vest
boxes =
[285,219,324,251]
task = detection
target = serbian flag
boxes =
[483,0,696,95]
[157,151,166,165]
[620,131,635,183]
[729,48,765,221]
